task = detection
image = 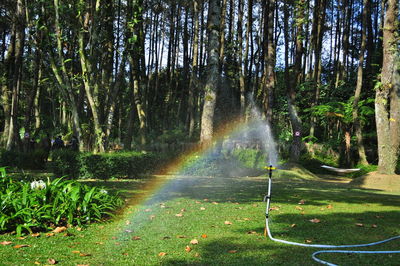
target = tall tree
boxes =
[261,0,276,122]
[188,0,201,138]
[6,0,25,150]
[200,0,221,144]
[375,0,400,174]
[352,0,369,165]
[285,0,305,162]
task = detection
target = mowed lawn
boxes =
[0,167,399,265]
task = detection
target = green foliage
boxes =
[231,149,266,170]
[346,164,378,179]
[79,152,157,179]
[50,149,80,178]
[156,127,189,144]
[0,149,47,170]
[50,151,160,180]
[0,173,123,236]
[305,97,375,126]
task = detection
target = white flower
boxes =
[99,189,108,194]
[30,180,46,190]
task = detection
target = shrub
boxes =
[80,151,159,179]
[48,150,163,180]
[0,149,47,170]
[0,173,123,236]
[231,149,267,170]
[49,149,80,178]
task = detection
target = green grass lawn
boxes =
[0,167,399,265]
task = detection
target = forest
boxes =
[0,0,399,174]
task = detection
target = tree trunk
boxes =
[309,0,326,138]
[352,0,369,165]
[200,0,221,144]
[237,0,245,114]
[285,0,304,162]
[127,0,147,148]
[188,0,200,138]
[261,0,276,122]
[6,0,25,151]
[375,0,400,174]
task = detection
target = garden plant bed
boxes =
[0,166,399,265]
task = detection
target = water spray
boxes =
[263,165,400,265]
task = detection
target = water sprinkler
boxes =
[263,166,400,265]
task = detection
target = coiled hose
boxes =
[264,166,400,265]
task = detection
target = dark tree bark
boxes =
[200,0,221,144]
[352,0,369,165]
[375,0,400,174]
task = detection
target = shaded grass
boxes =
[0,168,399,265]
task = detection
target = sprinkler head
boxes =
[264,166,276,171]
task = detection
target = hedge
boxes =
[49,150,162,179]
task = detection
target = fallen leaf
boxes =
[53,226,67,233]
[132,236,141,240]
[158,252,167,257]
[201,234,207,238]
[252,204,258,207]
[320,208,325,211]
[305,239,313,243]
[247,231,257,234]
[76,227,83,231]
[243,218,251,221]
[34,261,41,265]
[290,224,297,228]
[185,246,192,252]
[72,251,81,254]
[95,242,104,245]
[203,199,209,202]
[298,200,305,205]
[149,215,156,220]
[234,202,240,205]
[63,233,74,237]
[46,233,55,237]
[355,223,364,227]
[162,236,171,240]
[212,202,218,205]
[200,207,206,210]
[295,206,303,210]
[48,258,57,265]
[79,253,91,257]
[76,264,89,266]
[111,236,118,240]
[31,233,40,237]
[195,201,201,204]
[98,225,105,229]
[228,250,237,253]
[309,218,321,223]
[177,235,186,238]
[269,206,280,211]
[125,220,131,225]
[326,204,333,209]
[181,208,186,212]
[125,229,133,233]
[13,244,30,248]
[175,213,183,217]
[372,224,378,228]
[190,239,199,245]
[224,221,232,225]
[0,241,12,245]
[144,209,152,212]
[17,236,26,240]
[194,252,200,257]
